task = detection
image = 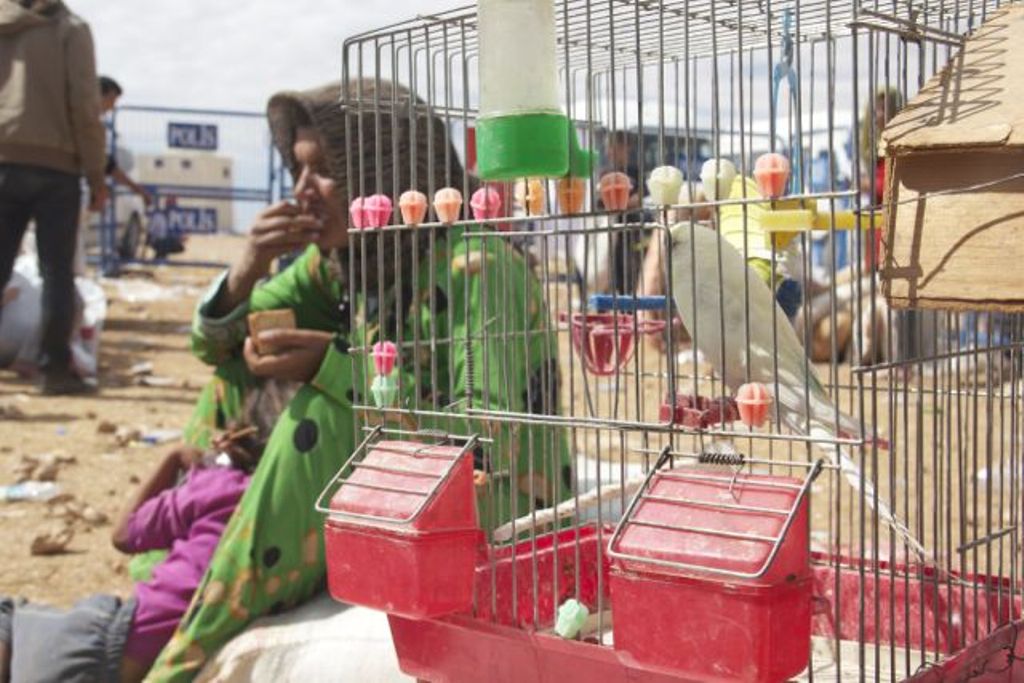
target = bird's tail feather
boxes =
[809,425,930,564]
[804,387,891,450]
[834,409,891,451]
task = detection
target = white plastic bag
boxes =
[0,267,41,373]
[196,595,405,683]
[0,255,106,378]
[72,275,107,378]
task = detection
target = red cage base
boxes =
[382,545,1023,682]
[390,613,691,683]
[390,615,1024,683]
[905,620,1024,682]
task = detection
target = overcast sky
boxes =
[72,1,458,111]
[69,0,934,171]
[71,1,909,127]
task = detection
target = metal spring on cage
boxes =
[697,451,746,467]
[463,335,474,409]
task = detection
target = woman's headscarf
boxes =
[266,79,471,290]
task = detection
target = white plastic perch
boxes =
[492,474,647,543]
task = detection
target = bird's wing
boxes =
[671,224,924,559]
[672,222,870,443]
[671,222,749,388]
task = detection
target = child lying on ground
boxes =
[0,423,267,683]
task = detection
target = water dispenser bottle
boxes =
[476,0,592,180]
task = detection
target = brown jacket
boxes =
[0,0,105,189]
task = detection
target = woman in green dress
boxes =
[146,80,570,681]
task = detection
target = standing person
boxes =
[602,131,642,212]
[96,75,163,264]
[859,87,903,207]
[601,131,648,295]
[858,87,902,270]
[99,76,153,207]
[0,0,107,395]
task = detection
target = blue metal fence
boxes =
[96,104,285,275]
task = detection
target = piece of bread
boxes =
[247,309,297,355]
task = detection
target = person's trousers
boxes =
[612,214,649,295]
[0,163,82,374]
[0,594,136,683]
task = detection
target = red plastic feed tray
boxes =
[389,523,687,683]
[811,552,1022,655]
[562,312,664,376]
[903,619,1024,682]
[374,528,1015,679]
[473,524,610,630]
[324,439,482,619]
[658,393,740,427]
[609,467,812,682]
[389,613,688,683]
[329,440,477,529]
[390,526,610,682]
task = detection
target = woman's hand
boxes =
[213,203,323,316]
[243,329,333,383]
[212,425,261,471]
[244,201,323,267]
[175,447,205,470]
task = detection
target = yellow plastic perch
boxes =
[719,177,884,257]
[759,202,882,234]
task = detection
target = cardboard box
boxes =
[881,6,1024,312]
[247,309,297,355]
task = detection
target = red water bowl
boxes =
[560,313,664,376]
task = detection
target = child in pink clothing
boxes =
[0,426,263,683]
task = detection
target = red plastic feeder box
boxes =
[320,434,482,619]
[608,459,820,682]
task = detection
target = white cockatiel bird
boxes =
[669,221,929,562]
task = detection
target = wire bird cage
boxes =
[319,1,1024,680]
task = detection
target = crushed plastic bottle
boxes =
[0,481,61,502]
[555,598,590,639]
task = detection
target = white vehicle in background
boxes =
[111,190,149,261]
[83,146,149,264]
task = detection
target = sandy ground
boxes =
[0,234,240,607]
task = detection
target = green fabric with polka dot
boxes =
[147,230,570,681]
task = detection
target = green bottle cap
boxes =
[477,112,594,181]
